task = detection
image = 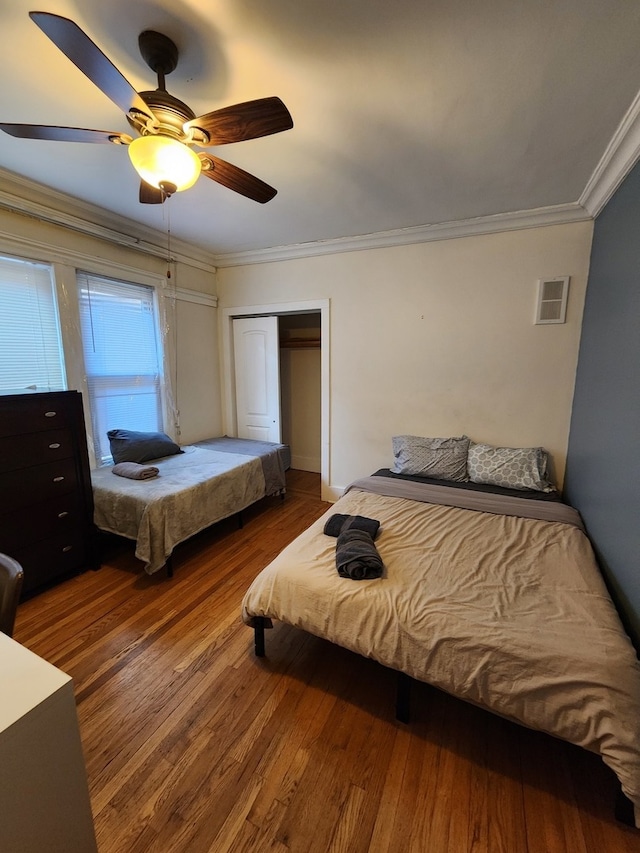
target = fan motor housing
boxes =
[128,89,197,140]
[129,30,208,143]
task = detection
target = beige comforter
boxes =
[242,478,640,826]
[92,446,265,573]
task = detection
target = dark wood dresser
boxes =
[0,390,96,596]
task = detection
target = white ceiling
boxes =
[2,0,640,259]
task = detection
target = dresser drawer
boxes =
[0,457,78,513]
[0,429,74,474]
[14,530,87,594]
[0,493,85,553]
[0,397,70,438]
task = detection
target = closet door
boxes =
[233,316,281,442]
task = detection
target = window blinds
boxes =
[77,272,163,464]
[0,254,66,393]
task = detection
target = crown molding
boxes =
[579,88,640,217]
[172,286,218,307]
[212,202,591,267]
[0,173,591,271]
[0,168,217,273]
[212,86,640,267]
[4,78,640,273]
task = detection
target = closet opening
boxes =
[221,299,330,501]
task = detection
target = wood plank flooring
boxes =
[13,470,640,852]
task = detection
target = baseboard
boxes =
[323,484,344,502]
[290,454,321,473]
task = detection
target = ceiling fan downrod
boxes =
[138,30,178,92]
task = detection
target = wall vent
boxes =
[535,276,569,324]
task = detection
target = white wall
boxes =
[217,221,594,495]
[0,202,221,455]
[174,297,221,444]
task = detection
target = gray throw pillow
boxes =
[391,435,470,481]
[107,429,183,464]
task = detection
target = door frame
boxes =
[220,299,331,499]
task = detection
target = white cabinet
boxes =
[0,633,97,852]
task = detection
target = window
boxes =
[77,272,164,465]
[0,254,66,393]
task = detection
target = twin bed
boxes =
[91,436,290,574]
[242,464,640,828]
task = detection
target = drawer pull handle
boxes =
[58,511,69,518]
[45,411,57,418]
[49,442,61,449]
[53,476,65,483]
[62,545,73,553]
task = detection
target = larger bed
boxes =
[242,470,640,827]
[92,436,290,574]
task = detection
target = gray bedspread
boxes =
[194,436,289,496]
[92,446,266,574]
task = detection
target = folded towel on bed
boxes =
[112,462,160,480]
[324,513,380,539]
[335,528,384,580]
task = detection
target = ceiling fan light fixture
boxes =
[10,13,292,204]
[128,135,201,192]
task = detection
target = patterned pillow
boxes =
[391,435,470,481]
[467,443,554,492]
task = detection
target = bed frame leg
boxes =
[396,671,411,723]
[237,511,244,529]
[254,617,265,657]
[166,556,174,579]
[615,785,636,827]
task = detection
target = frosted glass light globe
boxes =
[128,135,201,192]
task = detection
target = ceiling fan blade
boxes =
[29,12,156,123]
[0,122,131,144]
[139,180,166,204]
[200,154,277,203]
[186,97,293,145]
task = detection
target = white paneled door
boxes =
[233,316,281,442]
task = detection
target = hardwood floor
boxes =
[13,470,640,852]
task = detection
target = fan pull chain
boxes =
[165,190,172,280]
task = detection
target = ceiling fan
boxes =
[0,11,293,204]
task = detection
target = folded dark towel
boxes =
[112,462,159,480]
[324,513,380,540]
[335,528,384,580]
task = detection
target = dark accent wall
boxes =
[564,161,640,647]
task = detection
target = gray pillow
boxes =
[467,443,554,492]
[391,435,470,481]
[107,429,183,464]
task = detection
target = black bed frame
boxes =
[256,616,441,726]
[252,616,636,828]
